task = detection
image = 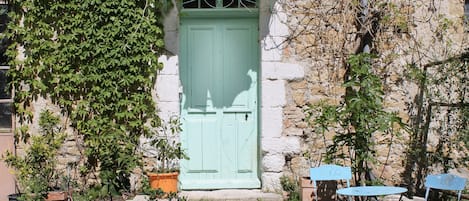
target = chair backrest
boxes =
[425,174,466,191]
[424,173,467,201]
[310,164,352,186]
[310,164,352,201]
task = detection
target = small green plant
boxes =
[147,117,189,173]
[138,117,188,199]
[137,175,163,200]
[3,110,66,201]
[280,176,300,201]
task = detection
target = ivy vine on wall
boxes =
[6,0,171,198]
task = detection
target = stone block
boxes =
[292,90,307,106]
[260,3,289,62]
[291,157,311,177]
[284,127,303,136]
[269,3,289,37]
[158,55,179,75]
[309,84,326,95]
[261,80,286,107]
[261,138,284,154]
[261,136,301,155]
[156,102,180,121]
[156,75,180,102]
[290,80,308,90]
[261,40,283,62]
[283,136,302,154]
[262,62,305,81]
[261,108,283,138]
[262,154,285,172]
[296,122,308,129]
[262,172,283,192]
[284,106,305,120]
[447,0,464,17]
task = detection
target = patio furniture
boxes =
[424,173,467,201]
[336,186,407,201]
[309,164,352,201]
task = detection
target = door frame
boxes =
[178,8,261,190]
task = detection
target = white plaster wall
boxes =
[156,55,180,121]
[157,2,181,122]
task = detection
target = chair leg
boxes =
[424,188,430,201]
[314,188,318,201]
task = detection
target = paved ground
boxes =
[382,194,425,201]
[180,190,282,201]
[126,190,426,201]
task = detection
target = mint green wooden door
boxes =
[179,17,259,189]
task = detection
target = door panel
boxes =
[187,26,217,111]
[185,115,220,173]
[180,17,259,189]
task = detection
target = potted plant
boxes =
[3,110,68,201]
[145,117,188,195]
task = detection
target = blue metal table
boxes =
[336,186,407,200]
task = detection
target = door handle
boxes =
[245,113,248,121]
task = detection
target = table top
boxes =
[336,186,407,196]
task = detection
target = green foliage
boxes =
[306,53,407,185]
[3,110,66,201]
[147,117,188,173]
[5,0,171,199]
[280,176,300,201]
[378,2,410,33]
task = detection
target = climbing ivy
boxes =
[6,0,170,199]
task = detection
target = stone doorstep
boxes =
[127,190,283,201]
[179,190,282,201]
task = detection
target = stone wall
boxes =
[274,0,469,190]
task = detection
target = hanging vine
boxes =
[6,0,171,199]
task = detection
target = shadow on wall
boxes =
[179,18,258,111]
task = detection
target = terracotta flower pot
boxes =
[46,191,68,201]
[300,177,315,201]
[148,172,179,194]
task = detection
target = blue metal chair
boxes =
[424,173,467,201]
[310,164,352,201]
